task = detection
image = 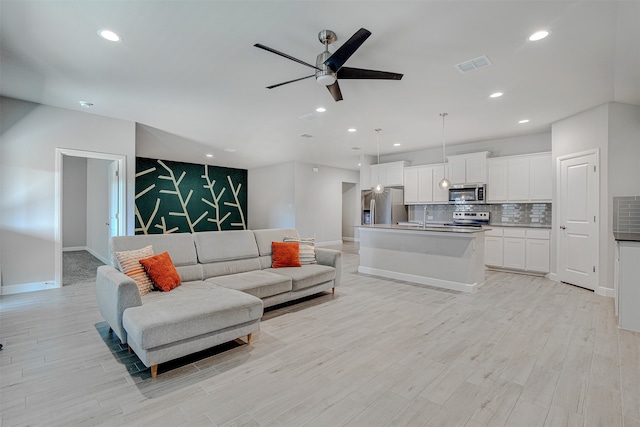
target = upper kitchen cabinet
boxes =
[404,164,450,204]
[370,161,409,188]
[447,152,491,184]
[486,153,552,203]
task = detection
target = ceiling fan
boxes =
[254,28,403,102]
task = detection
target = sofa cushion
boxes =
[194,230,259,263]
[272,241,301,268]
[111,233,197,268]
[284,236,316,265]
[140,252,181,292]
[114,245,155,296]
[253,228,300,269]
[206,270,292,299]
[124,282,263,350]
[267,264,336,291]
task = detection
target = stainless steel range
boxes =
[445,211,490,228]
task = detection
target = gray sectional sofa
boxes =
[96,228,341,378]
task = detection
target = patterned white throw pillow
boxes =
[114,245,155,296]
[284,236,316,265]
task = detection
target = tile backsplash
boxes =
[409,203,552,227]
[613,196,640,233]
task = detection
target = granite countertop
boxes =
[613,232,640,242]
[358,224,486,234]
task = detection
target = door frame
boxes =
[555,148,599,291]
[55,148,127,288]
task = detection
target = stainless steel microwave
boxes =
[448,184,486,204]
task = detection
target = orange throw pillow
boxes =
[271,241,301,268]
[139,252,181,292]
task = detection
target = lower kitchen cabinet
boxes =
[484,227,550,274]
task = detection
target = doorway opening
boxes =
[55,149,126,288]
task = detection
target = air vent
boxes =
[300,133,313,139]
[350,147,362,150]
[455,55,492,73]
[299,114,317,121]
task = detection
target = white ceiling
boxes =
[1,1,639,170]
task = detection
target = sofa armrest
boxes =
[96,265,142,345]
[315,248,342,287]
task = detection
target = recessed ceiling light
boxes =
[518,119,530,124]
[489,92,503,98]
[528,30,550,42]
[79,101,93,108]
[206,154,214,158]
[358,163,362,166]
[315,107,326,113]
[348,128,357,132]
[98,29,121,42]
[393,143,401,147]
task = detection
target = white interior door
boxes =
[108,160,120,242]
[558,152,598,290]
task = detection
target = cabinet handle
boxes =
[559,225,566,230]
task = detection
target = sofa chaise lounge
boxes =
[96,228,341,378]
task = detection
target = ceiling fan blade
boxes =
[326,81,343,102]
[324,28,371,72]
[266,75,315,89]
[337,67,403,80]
[254,43,321,71]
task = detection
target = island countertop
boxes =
[357,224,487,234]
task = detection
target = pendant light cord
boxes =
[440,113,448,166]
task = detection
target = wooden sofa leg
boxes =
[247,333,252,345]
[128,345,132,354]
[150,365,158,379]
[332,287,335,295]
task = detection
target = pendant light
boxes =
[438,113,451,190]
[373,128,384,194]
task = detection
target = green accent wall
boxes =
[135,157,247,234]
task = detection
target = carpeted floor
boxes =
[63,250,105,285]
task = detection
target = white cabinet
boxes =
[446,152,490,184]
[529,155,553,201]
[431,165,449,203]
[507,158,530,201]
[486,158,508,202]
[370,161,409,188]
[503,229,527,270]
[617,241,640,332]
[484,228,504,267]
[404,164,446,204]
[486,153,552,203]
[484,227,550,273]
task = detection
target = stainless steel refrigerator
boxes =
[362,187,407,225]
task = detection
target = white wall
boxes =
[342,183,357,240]
[247,162,296,230]
[551,103,615,295]
[0,97,136,289]
[86,159,112,263]
[381,132,551,166]
[293,163,359,245]
[62,156,87,248]
[248,161,359,245]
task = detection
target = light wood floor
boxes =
[1,242,639,426]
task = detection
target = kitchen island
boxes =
[357,224,487,293]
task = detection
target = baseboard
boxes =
[342,237,356,242]
[63,245,110,265]
[596,286,615,298]
[1,281,59,295]
[63,246,87,252]
[85,247,110,265]
[358,266,480,293]
[316,240,343,247]
[547,272,559,282]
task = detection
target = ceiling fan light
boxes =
[316,74,336,86]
